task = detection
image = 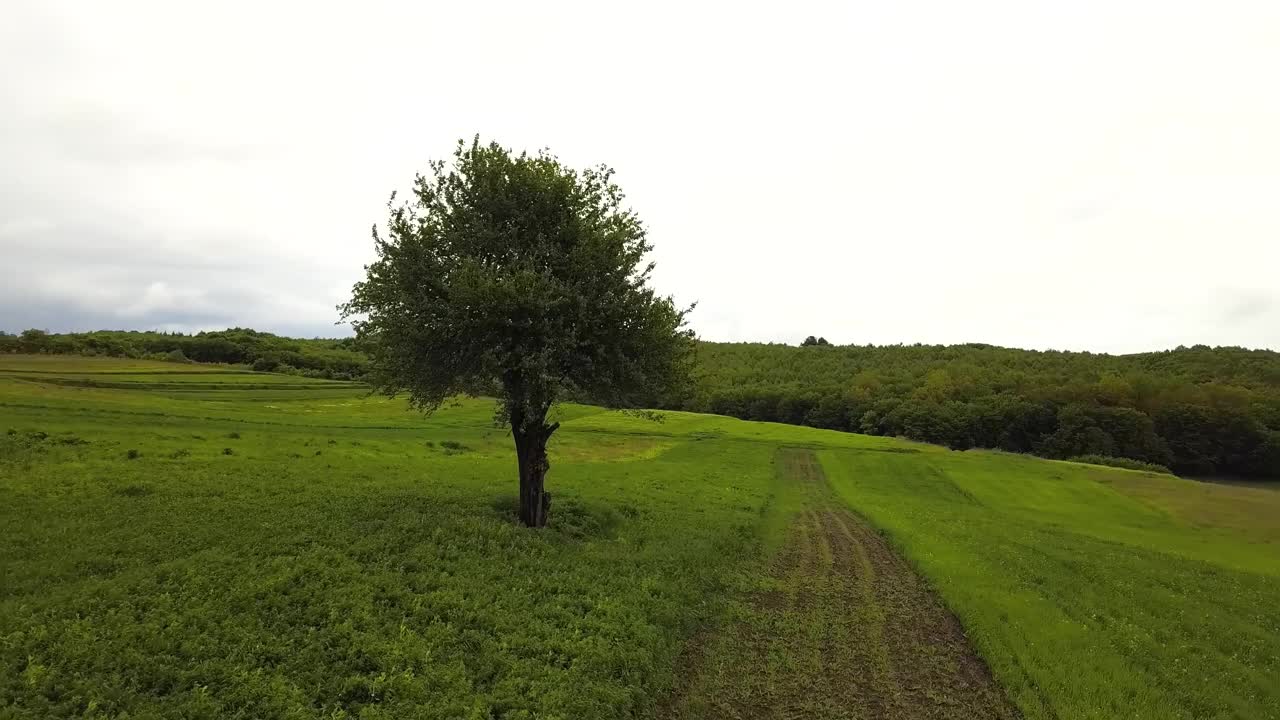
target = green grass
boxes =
[822,449,1280,719]
[1,354,1277,718]
[0,356,864,719]
[0,355,243,374]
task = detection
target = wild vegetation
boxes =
[1067,453,1174,474]
[674,341,1280,479]
[0,356,764,718]
[0,328,366,379]
[5,330,1274,479]
[2,354,1277,718]
[5,333,1278,480]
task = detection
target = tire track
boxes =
[663,448,1019,719]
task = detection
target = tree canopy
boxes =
[340,138,695,525]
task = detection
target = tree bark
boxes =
[512,416,558,527]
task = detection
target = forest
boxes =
[3,329,1277,478]
[671,342,1280,479]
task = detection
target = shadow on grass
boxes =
[489,494,629,540]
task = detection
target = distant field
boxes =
[1,355,1276,718]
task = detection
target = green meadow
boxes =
[1,355,1277,719]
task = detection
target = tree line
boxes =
[5,330,1278,479]
[0,328,367,380]
[666,342,1280,480]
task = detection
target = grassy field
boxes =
[1,355,1277,719]
[822,451,1279,719]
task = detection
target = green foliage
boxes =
[1037,404,1171,466]
[675,342,1280,479]
[341,138,695,421]
[431,439,472,456]
[340,138,695,525]
[0,327,367,379]
[1068,454,1174,474]
[11,328,1279,480]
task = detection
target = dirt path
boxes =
[663,448,1019,720]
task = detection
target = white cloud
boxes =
[1,0,1278,352]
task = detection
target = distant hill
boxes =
[671,341,1280,479]
[4,328,1277,478]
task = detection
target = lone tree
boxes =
[341,139,695,527]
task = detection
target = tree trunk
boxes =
[512,418,558,527]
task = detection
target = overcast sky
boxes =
[2,1,1277,353]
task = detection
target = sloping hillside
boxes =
[2,355,1277,718]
